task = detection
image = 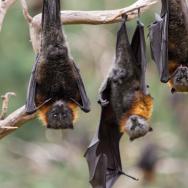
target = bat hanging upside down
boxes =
[25,0,90,129]
[85,18,153,188]
[149,0,188,93]
[98,18,154,141]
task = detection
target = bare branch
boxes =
[23,0,158,53]
[0,0,16,31]
[0,106,36,139]
[0,92,16,120]
[19,0,32,23]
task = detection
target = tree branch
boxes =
[22,0,158,53]
[0,0,16,31]
[0,0,158,139]
[0,105,36,139]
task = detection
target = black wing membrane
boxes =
[71,60,90,112]
[85,21,138,188]
[131,20,147,94]
[149,0,169,83]
[25,55,40,113]
[85,104,123,188]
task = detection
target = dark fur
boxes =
[26,0,90,129]
[168,0,188,63]
[150,0,188,92]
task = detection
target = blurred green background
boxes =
[0,0,188,188]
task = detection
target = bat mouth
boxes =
[47,123,73,129]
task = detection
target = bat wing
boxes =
[71,60,90,112]
[25,55,40,113]
[85,104,122,188]
[131,20,147,94]
[149,0,169,83]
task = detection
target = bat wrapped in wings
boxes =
[85,18,153,188]
[25,0,90,129]
[149,0,188,93]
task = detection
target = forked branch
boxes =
[21,0,157,53]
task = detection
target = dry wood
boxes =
[0,92,16,120]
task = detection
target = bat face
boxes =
[171,66,188,92]
[46,100,73,129]
[125,115,152,141]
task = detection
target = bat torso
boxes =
[109,66,153,132]
[35,55,79,105]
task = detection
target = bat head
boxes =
[125,115,153,141]
[46,100,74,129]
[172,66,188,92]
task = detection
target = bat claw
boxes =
[98,98,109,106]
[171,88,176,94]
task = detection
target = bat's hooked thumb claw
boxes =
[97,98,109,107]
[120,171,139,181]
[171,88,176,94]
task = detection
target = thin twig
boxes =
[0,0,16,31]
[0,92,16,120]
[19,0,32,23]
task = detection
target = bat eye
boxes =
[177,78,181,81]
[53,114,58,118]
[63,114,67,118]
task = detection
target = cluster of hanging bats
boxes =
[24,0,188,187]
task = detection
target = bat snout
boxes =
[125,115,152,141]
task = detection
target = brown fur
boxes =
[119,91,153,133]
[167,60,188,92]
[143,170,155,183]
[167,60,179,89]
[38,102,78,126]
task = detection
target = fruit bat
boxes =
[149,0,188,93]
[25,0,90,129]
[137,144,159,184]
[85,19,153,188]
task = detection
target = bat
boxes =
[25,0,90,129]
[137,144,159,184]
[85,18,153,188]
[149,0,188,93]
